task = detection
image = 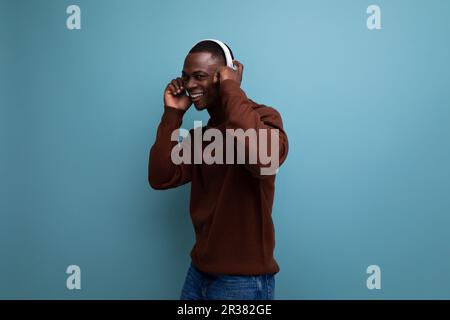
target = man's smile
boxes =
[189,91,205,102]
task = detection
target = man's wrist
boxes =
[219,79,244,100]
[161,106,186,125]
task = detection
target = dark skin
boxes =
[163,52,243,124]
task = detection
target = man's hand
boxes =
[218,60,243,86]
[164,77,192,111]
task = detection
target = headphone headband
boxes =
[198,39,235,69]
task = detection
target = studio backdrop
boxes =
[1,0,450,299]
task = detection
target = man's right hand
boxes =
[164,77,192,111]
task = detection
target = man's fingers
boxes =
[176,78,185,92]
[168,83,178,95]
[173,79,185,95]
[233,60,243,73]
[171,79,180,91]
[166,77,188,96]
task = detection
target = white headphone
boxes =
[198,39,236,70]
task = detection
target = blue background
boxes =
[1,0,450,299]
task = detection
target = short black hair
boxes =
[189,40,234,65]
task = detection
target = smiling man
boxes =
[148,40,289,300]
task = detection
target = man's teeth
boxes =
[190,92,204,98]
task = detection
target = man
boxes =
[148,40,289,300]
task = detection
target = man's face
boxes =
[182,52,223,110]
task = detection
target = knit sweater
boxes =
[148,79,289,275]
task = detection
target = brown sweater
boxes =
[148,79,289,275]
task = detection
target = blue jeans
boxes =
[180,263,275,300]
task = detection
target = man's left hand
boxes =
[218,60,243,86]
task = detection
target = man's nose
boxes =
[184,78,198,90]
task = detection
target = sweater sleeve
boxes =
[220,79,289,178]
[148,106,192,189]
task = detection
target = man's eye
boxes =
[196,75,206,80]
